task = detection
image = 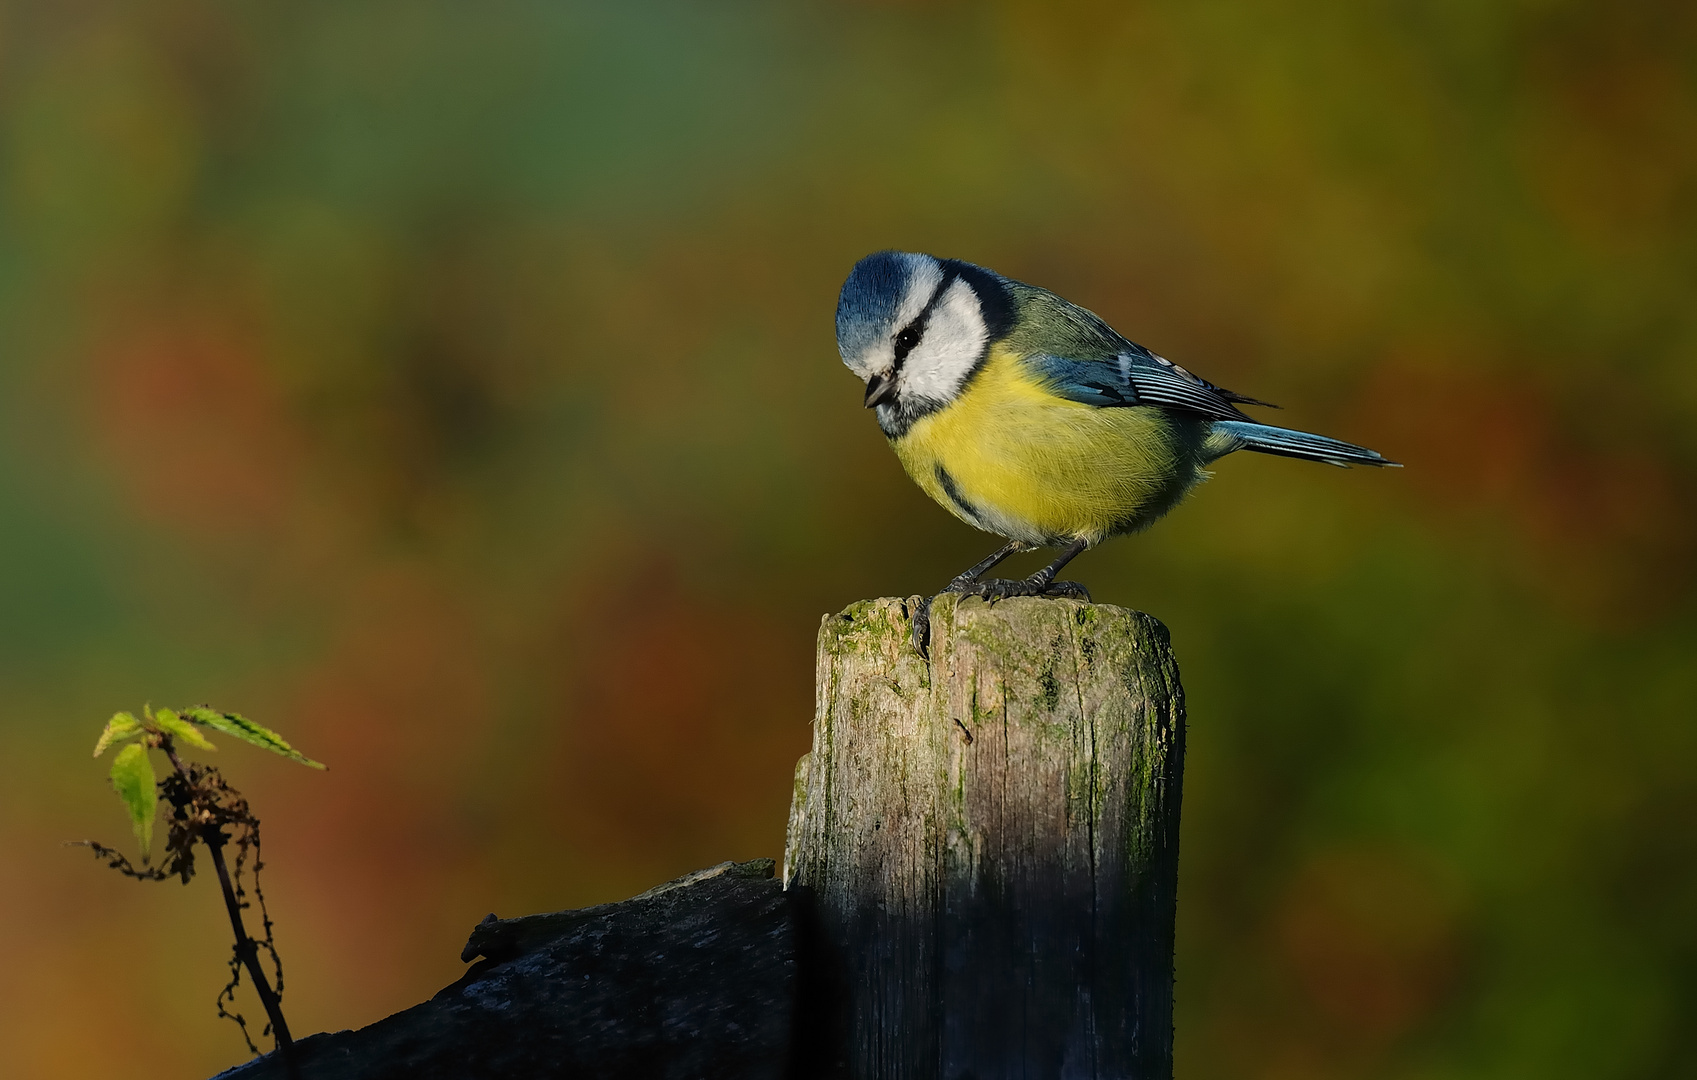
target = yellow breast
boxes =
[891,346,1207,545]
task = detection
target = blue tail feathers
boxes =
[1207,421,1398,468]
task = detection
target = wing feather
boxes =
[1025,342,1273,421]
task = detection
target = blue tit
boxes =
[834,251,1397,649]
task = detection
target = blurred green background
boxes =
[2,1,1694,1077]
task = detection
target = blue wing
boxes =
[1024,341,1273,422]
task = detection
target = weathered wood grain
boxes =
[784,594,1186,1080]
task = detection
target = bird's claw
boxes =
[1044,580,1092,602]
[912,596,935,659]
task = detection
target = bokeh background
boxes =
[2,1,1694,1077]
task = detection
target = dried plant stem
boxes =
[163,745,300,1080]
[208,832,298,1077]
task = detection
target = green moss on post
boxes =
[784,594,1186,1079]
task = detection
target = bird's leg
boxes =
[944,540,1030,592]
[911,540,1029,658]
[958,538,1092,604]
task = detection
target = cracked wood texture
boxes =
[783,595,1185,1080]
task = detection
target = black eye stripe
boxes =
[892,270,955,367]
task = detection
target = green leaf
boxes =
[150,707,217,752]
[182,707,325,769]
[93,712,144,758]
[109,743,158,860]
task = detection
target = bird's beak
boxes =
[864,372,897,408]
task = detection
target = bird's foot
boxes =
[911,577,1092,658]
[956,577,1093,604]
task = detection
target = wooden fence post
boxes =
[783,594,1186,1080]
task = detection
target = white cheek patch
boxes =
[900,278,988,404]
[894,256,944,335]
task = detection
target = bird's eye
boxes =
[894,326,922,362]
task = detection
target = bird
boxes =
[834,250,1398,654]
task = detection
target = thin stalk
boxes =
[164,743,301,1080]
